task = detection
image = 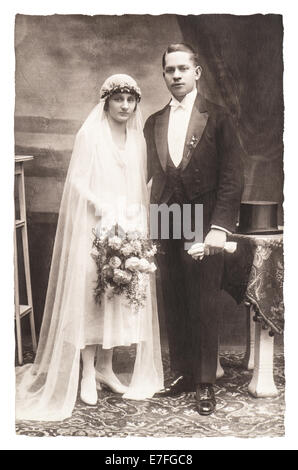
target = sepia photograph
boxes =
[2,0,297,451]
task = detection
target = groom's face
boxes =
[163,51,201,101]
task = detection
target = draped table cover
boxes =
[224,233,284,335]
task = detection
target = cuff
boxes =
[211,224,231,235]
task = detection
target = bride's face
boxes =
[107,92,137,124]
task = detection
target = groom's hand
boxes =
[204,228,227,256]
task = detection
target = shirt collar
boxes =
[170,87,197,110]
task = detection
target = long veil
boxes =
[15,101,164,421]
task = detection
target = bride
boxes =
[15,74,164,421]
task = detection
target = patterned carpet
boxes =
[15,344,285,438]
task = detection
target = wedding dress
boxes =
[15,85,164,421]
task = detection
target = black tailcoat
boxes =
[144,93,244,383]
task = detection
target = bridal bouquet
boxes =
[91,224,157,309]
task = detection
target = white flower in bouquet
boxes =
[109,256,122,268]
[137,258,151,272]
[108,236,123,250]
[90,247,99,259]
[113,268,132,284]
[125,257,141,271]
[145,246,157,258]
[148,262,157,273]
[132,240,142,254]
[120,243,134,257]
[127,230,141,241]
[151,245,157,255]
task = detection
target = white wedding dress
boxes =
[15,101,164,422]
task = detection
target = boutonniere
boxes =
[188,135,199,148]
[186,135,200,158]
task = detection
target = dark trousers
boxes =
[157,234,224,384]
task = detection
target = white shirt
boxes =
[167,87,230,235]
[168,87,198,168]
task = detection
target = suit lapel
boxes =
[154,105,170,172]
[180,94,209,171]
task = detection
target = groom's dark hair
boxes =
[162,43,199,69]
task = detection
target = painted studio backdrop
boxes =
[14,14,283,341]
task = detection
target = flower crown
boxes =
[100,83,141,102]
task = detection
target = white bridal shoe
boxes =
[96,371,129,394]
[80,374,98,406]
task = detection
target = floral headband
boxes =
[100,74,141,102]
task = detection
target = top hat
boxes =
[237,201,283,235]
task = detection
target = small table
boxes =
[226,233,284,397]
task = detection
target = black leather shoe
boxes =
[154,375,194,397]
[196,383,216,415]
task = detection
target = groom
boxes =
[144,43,244,415]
